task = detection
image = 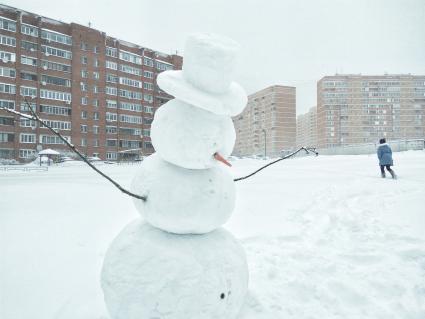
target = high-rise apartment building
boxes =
[317,74,425,148]
[296,106,317,148]
[0,5,182,162]
[233,85,296,158]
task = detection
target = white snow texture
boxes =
[131,154,236,234]
[151,99,236,169]
[101,220,249,319]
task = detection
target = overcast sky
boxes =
[3,0,425,114]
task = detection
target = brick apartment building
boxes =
[317,74,425,148]
[233,85,296,158]
[296,106,317,148]
[0,4,182,162]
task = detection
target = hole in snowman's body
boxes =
[220,293,225,299]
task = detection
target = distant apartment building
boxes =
[317,74,425,148]
[296,106,317,147]
[0,4,182,162]
[233,85,296,157]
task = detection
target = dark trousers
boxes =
[380,165,394,175]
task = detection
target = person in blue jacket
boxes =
[377,138,396,179]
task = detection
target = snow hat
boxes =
[379,138,386,144]
[157,33,247,116]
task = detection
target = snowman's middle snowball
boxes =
[151,99,236,169]
[131,154,235,234]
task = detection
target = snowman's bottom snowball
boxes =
[101,220,249,319]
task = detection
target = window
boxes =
[143,57,154,67]
[93,139,99,147]
[0,82,16,94]
[0,50,15,62]
[21,56,37,66]
[39,104,71,116]
[106,126,117,134]
[93,72,100,80]
[143,129,151,137]
[20,86,37,97]
[20,72,37,81]
[41,29,72,45]
[144,105,153,113]
[143,71,153,78]
[81,97,88,105]
[21,40,38,51]
[106,86,117,96]
[94,46,99,54]
[93,126,99,134]
[0,67,15,78]
[20,102,36,112]
[20,117,37,128]
[106,60,117,70]
[0,132,14,142]
[119,64,141,76]
[119,127,142,136]
[41,75,71,87]
[93,99,99,107]
[80,42,88,50]
[0,35,16,47]
[106,112,117,122]
[106,152,117,160]
[81,111,87,119]
[144,94,153,103]
[40,60,71,73]
[19,149,36,159]
[106,47,117,57]
[119,50,142,65]
[119,89,142,100]
[106,139,117,147]
[119,77,142,88]
[119,114,142,124]
[119,102,142,112]
[106,100,117,108]
[40,89,72,102]
[81,56,88,64]
[20,133,36,143]
[143,82,154,90]
[81,70,88,78]
[156,61,173,71]
[0,116,14,125]
[41,119,71,130]
[0,99,15,110]
[94,58,99,67]
[81,125,88,133]
[81,138,87,147]
[40,135,70,144]
[0,17,16,32]
[93,86,99,93]
[80,83,88,91]
[93,112,99,120]
[21,24,38,37]
[41,45,72,59]
[106,74,118,83]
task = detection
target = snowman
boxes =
[101,33,249,319]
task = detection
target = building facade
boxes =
[233,85,296,158]
[317,74,425,148]
[0,5,182,162]
[296,106,317,148]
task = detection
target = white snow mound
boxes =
[101,220,249,319]
[131,154,236,234]
[151,99,236,169]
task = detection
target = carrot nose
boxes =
[214,152,232,167]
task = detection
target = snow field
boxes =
[1,151,424,318]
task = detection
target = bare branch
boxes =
[233,147,318,182]
[0,99,147,201]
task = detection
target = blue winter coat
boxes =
[377,143,393,166]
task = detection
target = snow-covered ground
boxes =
[1,151,424,319]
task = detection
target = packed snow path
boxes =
[1,151,424,318]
